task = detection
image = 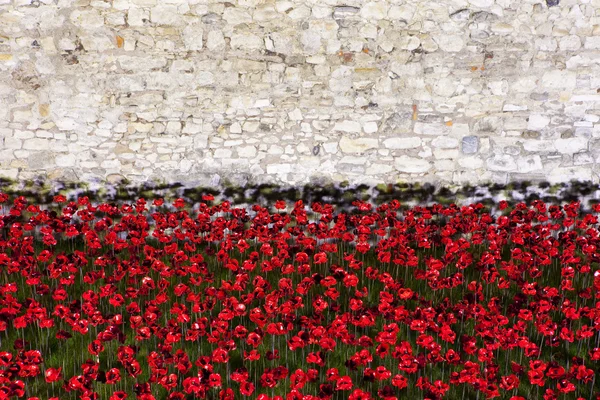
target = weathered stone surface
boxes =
[431,136,458,149]
[182,24,203,51]
[527,114,550,131]
[333,121,361,133]
[360,2,388,20]
[383,137,421,149]
[487,155,517,172]
[0,0,599,187]
[462,136,479,154]
[458,156,484,169]
[541,70,577,90]
[555,137,588,154]
[206,31,226,51]
[517,155,543,173]
[339,137,379,153]
[414,123,448,136]
[395,156,431,173]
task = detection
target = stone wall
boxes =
[1,0,599,187]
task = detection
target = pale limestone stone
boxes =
[421,36,438,52]
[166,121,182,134]
[127,8,147,26]
[230,122,242,134]
[414,122,448,136]
[56,153,76,167]
[254,5,278,21]
[312,6,332,19]
[511,77,537,93]
[398,36,420,51]
[433,149,459,159]
[433,77,457,97]
[389,5,414,20]
[300,31,321,54]
[193,135,208,149]
[559,35,582,51]
[394,156,431,173]
[363,121,378,134]
[458,156,484,169]
[527,114,550,130]
[23,138,51,151]
[275,1,294,13]
[0,169,18,180]
[491,23,513,34]
[266,163,292,174]
[366,163,393,174]
[433,34,464,52]
[182,24,203,50]
[242,121,260,133]
[118,56,168,71]
[230,33,264,51]
[535,38,557,52]
[419,147,432,158]
[101,159,122,169]
[55,118,78,131]
[548,166,593,184]
[576,153,595,165]
[14,130,34,140]
[555,137,588,154]
[503,104,528,112]
[359,24,378,40]
[379,40,394,53]
[468,0,494,7]
[58,38,77,51]
[223,8,252,25]
[132,0,155,5]
[541,70,577,90]
[333,121,361,133]
[237,146,257,158]
[584,36,600,50]
[197,71,215,86]
[523,140,555,152]
[570,94,600,102]
[339,156,367,165]
[517,155,543,173]
[323,142,338,154]
[206,30,226,51]
[487,154,517,172]
[339,136,378,153]
[214,148,233,158]
[432,136,458,148]
[435,160,455,171]
[383,137,421,149]
[4,137,21,149]
[288,108,303,121]
[287,5,311,20]
[80,34,114,52]
[360,2,388,20]
[150,5,181,25]
[266,32,293,55]
[70,10,104,28]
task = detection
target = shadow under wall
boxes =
[0,176,598,210]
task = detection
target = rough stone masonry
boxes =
[1,0,600,188]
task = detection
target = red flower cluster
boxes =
[0,192,598,399]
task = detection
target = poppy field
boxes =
[0,192,599,400]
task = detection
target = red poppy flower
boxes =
[332,375,351,391]
[105,368,121,384]
[208,373,221,388]
[44,367,62,383]
[240,381,255,396]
